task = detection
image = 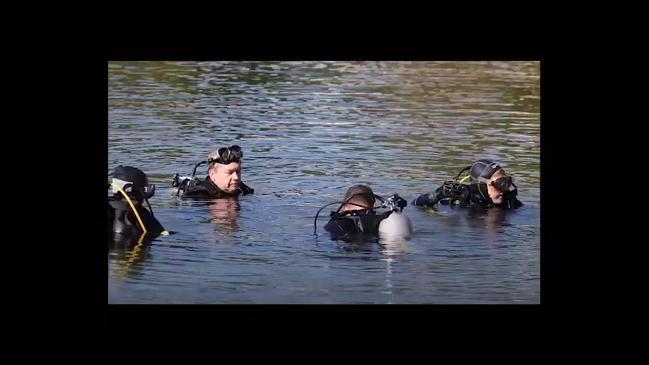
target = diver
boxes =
[172,145,254,199]
[412,159,523,209]
[108,165,167,244]
[315,184,412,242]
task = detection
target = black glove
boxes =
[412,193,438,207]
[394,195,407,210]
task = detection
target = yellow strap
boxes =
[111,182,147,233]
[459,175,470,183]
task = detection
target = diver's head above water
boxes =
[207,145,243,194]
[109,165,166,237]
[340,184,376,214]
[469,159,517,206]
[111,165,155,205]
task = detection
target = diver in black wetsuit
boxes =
[172,145,254,199]
[412,159,523,210]
[108,166,167,245]
[318,185,408,242]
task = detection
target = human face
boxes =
[486,170,509,205]
[209,162,242,194]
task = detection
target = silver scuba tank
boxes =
[377,194,413,238]
[378,211,413,238]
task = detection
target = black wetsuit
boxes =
[324,211,391,242]
[180,177,254,199]
[413,182,523,209]
[108,197,165,239]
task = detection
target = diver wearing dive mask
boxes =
[173,145,254,199]
[108,165,165,240]
[318,185,409,241]
[413,159,523,209]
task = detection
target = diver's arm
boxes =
[412,184,446,207]
[412,193,438,207]
[134,206,165,234]
[503,183,523,209]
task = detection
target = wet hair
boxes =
[342,184,375,211]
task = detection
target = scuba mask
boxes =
[208,145,243,165]
[490,175,513,193]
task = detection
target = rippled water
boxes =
[108,61,540,304]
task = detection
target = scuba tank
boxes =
[377,194,413,238]
[379,212,413,238]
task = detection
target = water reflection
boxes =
[108,233,155,279]
[482,207,507,234]
[379,235,410,256]
[378,235,410,304]
[207,197,241,234]
[465,207,508,234]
